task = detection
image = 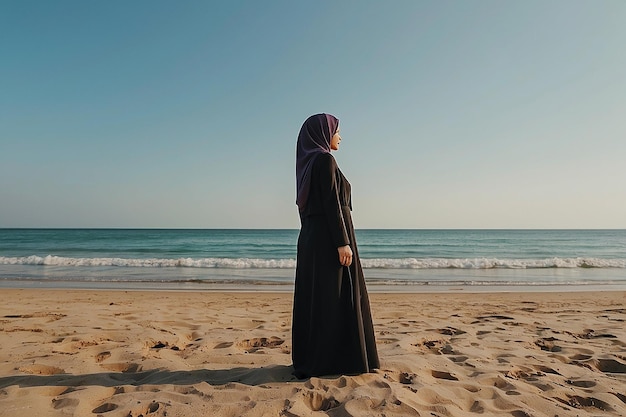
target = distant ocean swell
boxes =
[1,255,624,269]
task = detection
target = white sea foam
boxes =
[0,256,624,269]
[361,257,626,269]
[0,255,297,269]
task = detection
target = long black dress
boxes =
[292,153,379,378]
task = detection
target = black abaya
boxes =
[292,153,379,378]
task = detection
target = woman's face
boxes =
[330,128,341,151]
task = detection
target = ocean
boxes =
[0,229,625,291]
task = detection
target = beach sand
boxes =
[0,289,624,417]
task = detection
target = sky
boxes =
[1,1,625,229]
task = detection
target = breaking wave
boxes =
[1,255,624,269]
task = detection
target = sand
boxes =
[0,289,624,417]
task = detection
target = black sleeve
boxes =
[316,153,350,247]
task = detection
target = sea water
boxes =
[0,229,624,291]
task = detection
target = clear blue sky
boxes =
[1,1,625,229]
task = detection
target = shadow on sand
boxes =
[0,364,301,389]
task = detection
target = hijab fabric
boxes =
[296,113,339,212]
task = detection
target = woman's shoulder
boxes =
[314,152,337,170]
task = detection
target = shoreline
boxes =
[1,289,625,416]
[1,279,626,293]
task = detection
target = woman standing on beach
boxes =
[292,113,379,378]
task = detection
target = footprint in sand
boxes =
[493,376,517,391]
[95,351,111,363]
[149,341,185,351]
[555,395,614,412]
[566,379,596,388]
[140,401,161,414]
[236,336,284,352]
[437,327,466,336]
[431,370,458,381]
[533,365,561,375]
[399,372,417,384]
[505,366,536,379]
[572,328,617,339]
[534,337,561,352]
[470,400,485,413]
[415,339,450,354]
[51,398,79,410]
[510,411,533,417]
[303,391,340,412]
[497,353,515,364]
[593,358,626,374]
[91,403,118,413]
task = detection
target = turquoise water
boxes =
[1,229,625,290]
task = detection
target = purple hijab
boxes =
[296,113,339,212]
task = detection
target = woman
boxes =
[292,113,379,378]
